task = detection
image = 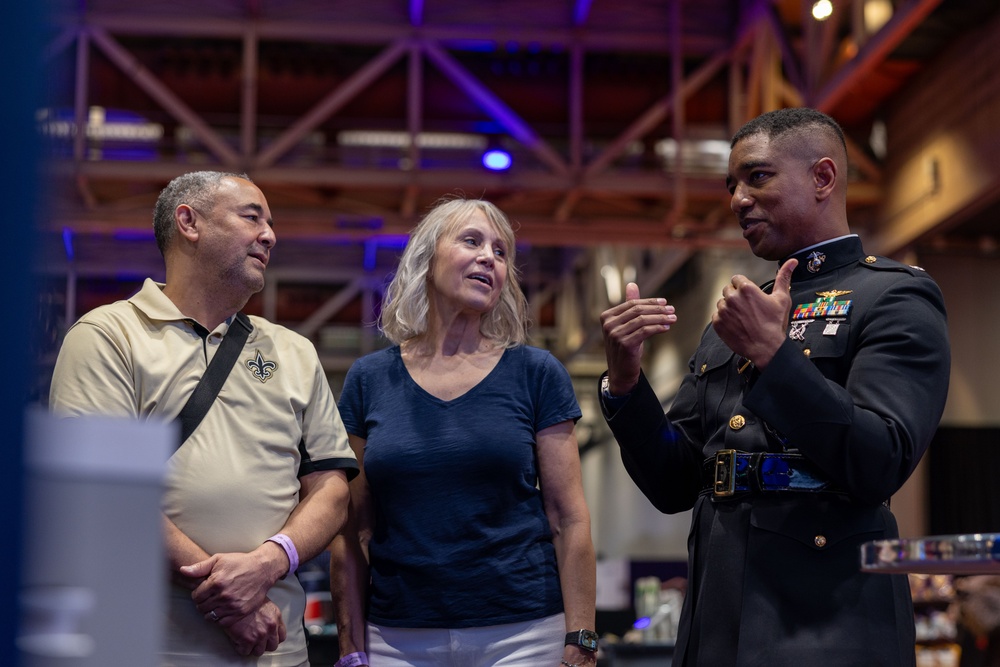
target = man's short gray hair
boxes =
[152,171,250,256]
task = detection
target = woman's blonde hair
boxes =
[379,197,528,347]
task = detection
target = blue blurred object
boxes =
[4,2,42,665]
[482,146,512,171]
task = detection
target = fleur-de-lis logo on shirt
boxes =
[246,350,277,383]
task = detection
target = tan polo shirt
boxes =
[50,279,357,666]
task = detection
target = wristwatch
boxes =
[565,629,599,652]
[600,375,630,411]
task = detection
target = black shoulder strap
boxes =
[176,312,253,446]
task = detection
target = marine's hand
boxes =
[600,282,676,395]
[181,551,277,625]
[711,258,797,369]
[223,598,287,657]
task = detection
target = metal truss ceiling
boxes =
[35,0,1000,371]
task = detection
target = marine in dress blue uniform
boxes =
[599,108,950,666]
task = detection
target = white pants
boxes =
[366,612,565,667]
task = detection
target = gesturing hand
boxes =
[599,282,676,395]
[711,258,797,370]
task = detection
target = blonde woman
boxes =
[330,197,597,667]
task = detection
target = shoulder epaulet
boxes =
[859,255,928,275]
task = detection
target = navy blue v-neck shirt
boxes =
[338,345,581,628]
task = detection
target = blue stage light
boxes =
[482,148,512,171]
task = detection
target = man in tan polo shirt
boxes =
[49,171,358,666]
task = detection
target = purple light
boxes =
[62,227,74,261]
[632,617,652,630]
[409,0,423,26]
[482,148,512,171]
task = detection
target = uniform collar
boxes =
[784,235,864,282]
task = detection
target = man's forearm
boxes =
[269,469,351,572]
[164,514,210,576]
[176,469,350,623]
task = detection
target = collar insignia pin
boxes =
[806,251,826,273]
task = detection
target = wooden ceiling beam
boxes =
[255,40,410,168]
[240,28,259,160]
[422,41,570,176]
[53,11,726,55]
[87,26,241,165]
[813,0,944,110]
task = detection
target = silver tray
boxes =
[861,533,1000,574]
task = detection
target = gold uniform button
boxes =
[803,348,811,357]
[729,415,746,430]
[865,256,877,264]
[814,535,827,548]
[700,363,707,373]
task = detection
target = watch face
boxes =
[567,629,599,651]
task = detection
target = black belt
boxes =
[702,450,845,499]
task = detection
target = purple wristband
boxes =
[266,533,299,578]
[335,651,367,667]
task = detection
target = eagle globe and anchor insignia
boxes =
[246,350,278,383]
[806,250,826,273]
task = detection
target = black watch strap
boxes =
[565,629,599,652]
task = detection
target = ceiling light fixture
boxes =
[864,0,893,33]
[481,139,512,171]
[812,0,833,21]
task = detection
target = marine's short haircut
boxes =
[731,107,847,156]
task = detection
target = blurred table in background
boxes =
[862,533,1000,575]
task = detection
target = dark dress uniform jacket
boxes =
[602,236,950,667]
